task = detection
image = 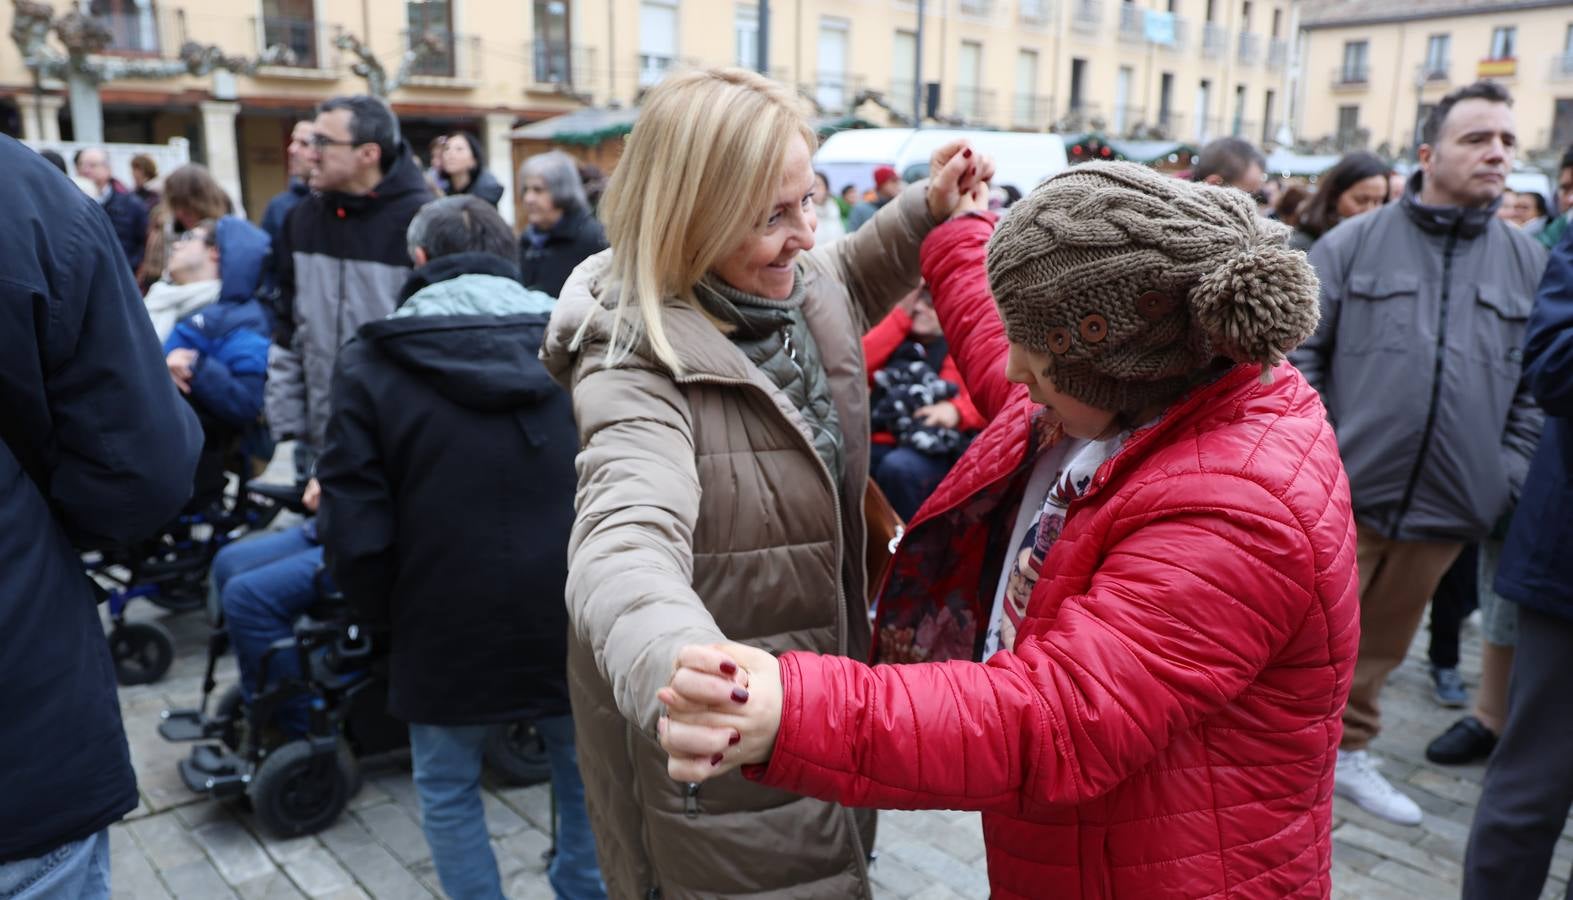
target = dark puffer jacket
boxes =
[518,204,607,298]
[0,135,201,862]
[317,253,574,724]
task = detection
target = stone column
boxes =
[16,92,65,143]
[199,100,244,215]
[484,111,517,227]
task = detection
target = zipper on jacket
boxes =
[1391,228,1459,539]
[683,782,701,818]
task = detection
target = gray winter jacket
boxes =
[1291,177,1546,542]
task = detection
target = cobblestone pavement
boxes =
[108,571,1573,899]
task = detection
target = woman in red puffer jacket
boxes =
[655,161,1359,900]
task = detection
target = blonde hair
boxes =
[586,67,816,374]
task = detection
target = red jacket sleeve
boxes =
[750,474,1315,814]
[863,305,914,388]
[940,356,986,431]
[920,214,1021,422]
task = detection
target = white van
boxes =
[815,128,1070,198]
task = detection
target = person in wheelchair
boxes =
[157,216,273,513]
[316,195,605,900]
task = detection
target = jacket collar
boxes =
[398,252,523,305]
[1401,171,1502,238]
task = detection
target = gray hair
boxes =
[518,150,587,214]
[406,195,517,263]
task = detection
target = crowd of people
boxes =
[5,68,1573,900]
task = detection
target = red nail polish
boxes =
[729,731,741,746]
[711,753,725,766]
[963,148,973,159]
[967,166,976,178]
[719,660,738,676]
[731,687,750,704]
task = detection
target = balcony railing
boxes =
[958,0,994,17]
[1111,104,1145,136]
[1018,0,1053,26]
[1012,93,1054,128]
[532,42,597,93]
[1118,4,1144,42]
[96,7,180,56]
[1060,100,1103,132]
[1201,23,1227,59]
[1335,127,1370,152]
[254,16,335,71]
[1552,53,1573,81]
[638,53,675,87]
[402,30,481,80]
[1237,32,1260,64]
[816,74,868,113]
[954,86,997,123]
[1228,117,1258,139]
[1267,37,1288,69]
[1332,65,1369,88]
[1420,59,1450,82]
[1165,16,1190,52]
[1070,0,1102,33]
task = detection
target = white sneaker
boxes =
[1335,749,1422,826]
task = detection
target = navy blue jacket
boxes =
[1497,225,1573,621]
[102,179,150,272]
[164,217,273,427]
[259,179,308,297]
[0,136,201,862]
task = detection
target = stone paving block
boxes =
[173,798,235,830]
[193,816,279,885]
[870,846,938,897]
[497,828,552,876]
[161,857,241,899]
[1330,863,1415,900]
[330,840,435,899]
[480,790,528,837]
[235,870,308,899]
[504,870,556,900]
[259,832,320,866]
[907,883,967,900]
[1368,858,1459,899]
[129,811,207,870]
[1331,823,1457,882]
[317,811,378,856]
[877,838,991,898]
[319,889,371,900]
[353,802,431,865]
[1408,768,1483,806]
[367,771,423,816]
[283,846,356,898]
[882,809,987,863]
[408,858,444,897]
[346,778,393,812]
[497,783,554,833]
[110,829,172,899]
[1331,837,1384,874]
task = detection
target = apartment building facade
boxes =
[1,0,1296,219]
[1299,0,1573,160]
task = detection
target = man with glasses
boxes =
[212,95,429,740]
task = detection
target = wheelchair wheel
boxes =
[248,739,360,838]
[483,720,553,787]
[110,622,175,686]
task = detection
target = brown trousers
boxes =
[1342,524,1465,750]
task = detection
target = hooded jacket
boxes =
[163,216,273,427]
[317,252,572,724]
[265,144,433,450]
[540,183,936,899]
[757,214,1358,900]
[0,136,200,862]
[1290,173,1546,541]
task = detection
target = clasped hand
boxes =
[657,643,783,783]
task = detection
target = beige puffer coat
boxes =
[540,184,936,899]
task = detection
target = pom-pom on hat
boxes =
[984,161,1321,415]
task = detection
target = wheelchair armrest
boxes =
[243,481,308,515]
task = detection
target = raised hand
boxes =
[657,643,783,783]
[926,140,999,222]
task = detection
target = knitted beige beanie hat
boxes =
[986,161,1321,414]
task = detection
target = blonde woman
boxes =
[541,67,991,899]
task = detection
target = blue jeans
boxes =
[0,830,109,899]
[214,525,323,735]
[410,717,606,900]
[871,444,956,521]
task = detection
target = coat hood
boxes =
[214,215,271,305]
[364,266,558,412]
[320,141,431,217]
